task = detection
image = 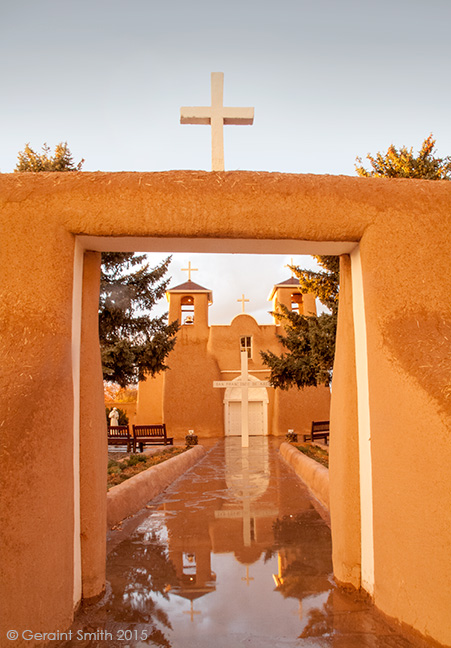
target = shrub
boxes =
[127,454,148,466]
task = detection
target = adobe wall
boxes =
[0,171,450,645]
[0,199,76,637]
[359,203,451,643]
[135,373,164,424]
[163,330,224,437]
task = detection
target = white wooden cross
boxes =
[237,294,250,313]
[181,261,198,281]
[180,72,254,172]
[213,350,270,447]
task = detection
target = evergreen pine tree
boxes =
[261,256,338,389]
[100,253,179,387]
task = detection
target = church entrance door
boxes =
[224,376,269,436]
[227,401,265,436]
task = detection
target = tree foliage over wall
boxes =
[355,134,451,180]
[15,142,84,172]
[15,142,179,387]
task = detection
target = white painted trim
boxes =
[71,238,83,607]
[221,369,269,374]
[350,245,375,595]
[75,235,357,256]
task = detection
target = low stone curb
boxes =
[279,441,330,512]
[107,445,207,528]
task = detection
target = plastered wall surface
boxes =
[0,209,76,636]
[0,171,450,645]
[359,216,451,644]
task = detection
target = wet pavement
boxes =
[61,438,436,648]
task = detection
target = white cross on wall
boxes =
[180,72,254,171]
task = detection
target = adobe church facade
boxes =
[136,274,331,438]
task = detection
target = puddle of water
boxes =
[58,438,435,648]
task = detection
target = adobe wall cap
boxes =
[230,312,259,326]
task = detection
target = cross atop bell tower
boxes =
[181,261,198,281]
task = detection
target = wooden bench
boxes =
[304,420,330,445]
[132,424,174,452]
[107,425,133,453]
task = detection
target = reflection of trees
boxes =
[70,530,179,647]
[270,510,332,600]
[108,530,178,623]
[299,602,331,639]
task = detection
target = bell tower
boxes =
[167,280,213,332]
[268,277,317,322]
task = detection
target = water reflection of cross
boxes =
[183,599,201,622]
[241,565,255,586]
[215,505,278,547]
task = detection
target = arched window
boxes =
[181,295,195,324]
[291,293,303,314]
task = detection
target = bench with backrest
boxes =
[107,425,133,453]
[132,424,174,452]
[303,420,330,445]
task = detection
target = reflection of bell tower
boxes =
[268,277,316,323]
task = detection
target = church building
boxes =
[136,268,331,439]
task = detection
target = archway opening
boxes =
[73,235,370,611]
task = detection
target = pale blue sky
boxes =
[1,0,449,322]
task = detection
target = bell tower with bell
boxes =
[167,262,213,335]
[268,276,317,322]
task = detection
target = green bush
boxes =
[127,454,147,467]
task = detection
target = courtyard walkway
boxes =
[62,438,435,648]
